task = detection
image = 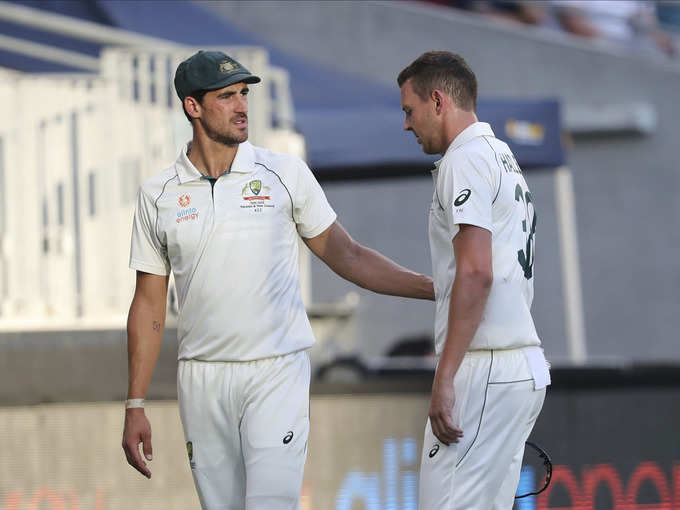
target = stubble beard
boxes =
[199,117,248,146]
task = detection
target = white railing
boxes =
[0,46,302,329]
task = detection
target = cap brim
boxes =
[204,73,261,91]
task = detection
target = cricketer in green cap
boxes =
[174,50,261,102]
[175,50,261,145]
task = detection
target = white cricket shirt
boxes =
[129,141,337,361]
[429,122,541,354]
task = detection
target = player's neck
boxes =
[440,111,478,155]
[188,135,239,178]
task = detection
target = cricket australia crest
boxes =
[249,179,262,195]
[241,179,274,211]
[242,179,271,201]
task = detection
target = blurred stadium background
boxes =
[1,0,679,509]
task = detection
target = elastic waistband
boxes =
[464,346,543,359]
[178,348,309,365]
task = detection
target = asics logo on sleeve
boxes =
[454,189,471,207]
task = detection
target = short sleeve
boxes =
[129,188,170,275]
[293,161,337,238]
[437,153,494,238]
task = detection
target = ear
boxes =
[432,90,445,115]
[184,96,202,120]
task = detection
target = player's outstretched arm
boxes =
[304,220,434,300]
[122,271,169,479]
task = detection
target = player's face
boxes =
[195,82,250,146]
[401,80,441,155]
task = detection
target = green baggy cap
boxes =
[174,50,261,101]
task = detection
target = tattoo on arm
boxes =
[152,321,161,332]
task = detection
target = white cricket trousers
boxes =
[177,350,311,510]
[419,347,547,510]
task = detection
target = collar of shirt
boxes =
[175,141,256,184]
[433,122,494,171]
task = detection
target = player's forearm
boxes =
[126,297,166,399]
[436,270,492,380]
[336,243,434,300]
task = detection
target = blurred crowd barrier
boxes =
[424,0,680,59]
[1,372,679,510]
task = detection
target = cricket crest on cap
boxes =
[174,50,261,102]
[219,60,239,74]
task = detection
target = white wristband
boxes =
[125,398,145,409]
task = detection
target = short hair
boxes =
[182,89,209,123]
[397,51,477,112]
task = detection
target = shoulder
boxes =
[251,145,312,193]
[437,138,499,194]
[139,165,179,201]
[445,137,499,172]
[252,145,307,176]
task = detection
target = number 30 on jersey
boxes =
[515,183,536,280]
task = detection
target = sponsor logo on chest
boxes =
[176,194,200,223]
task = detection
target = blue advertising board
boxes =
[478,99,564,169]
